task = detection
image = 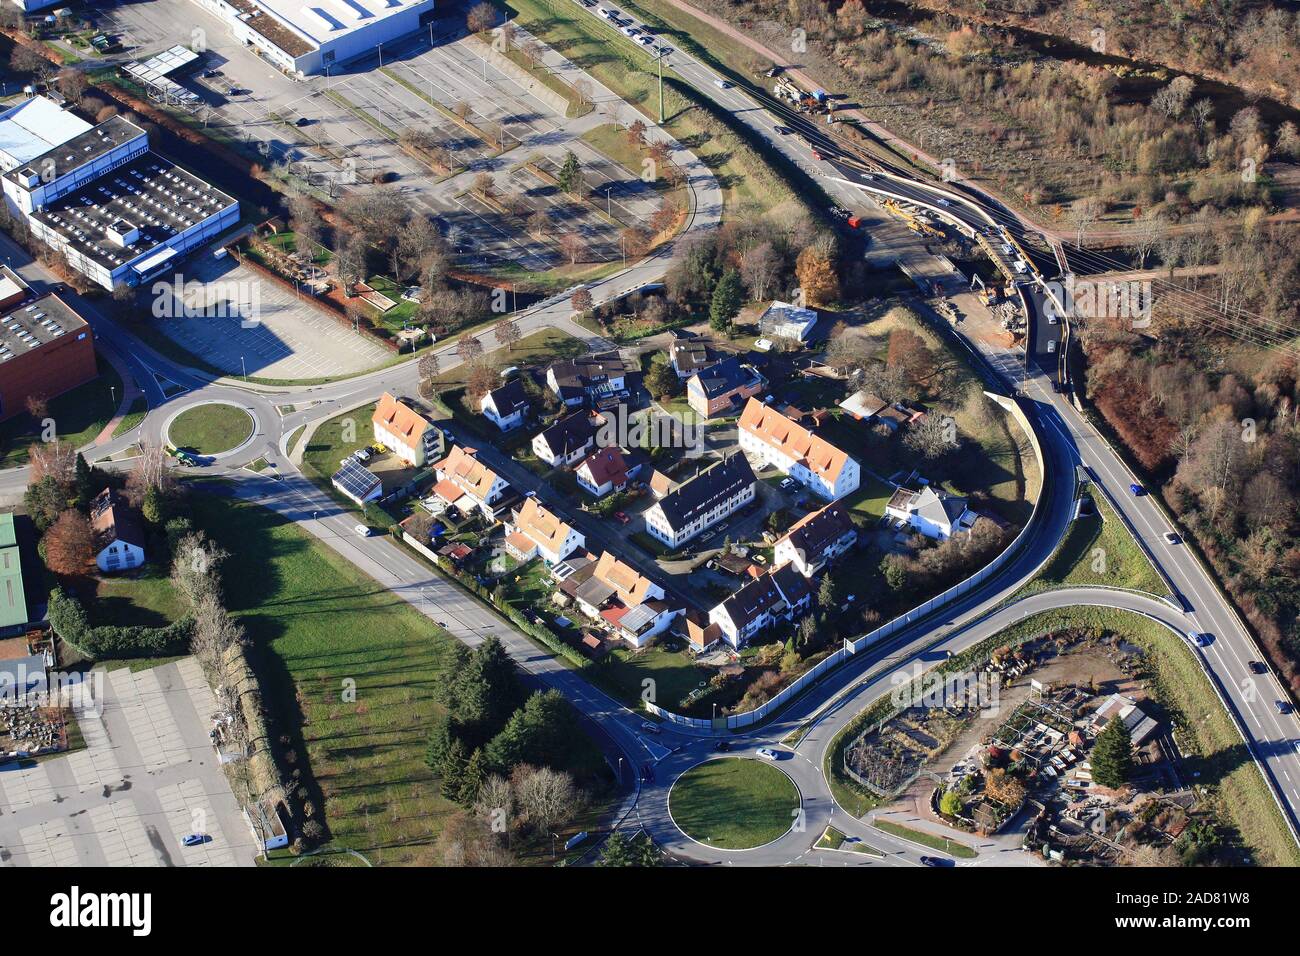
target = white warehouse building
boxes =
[192,0,437,76]
[1,103,239,291]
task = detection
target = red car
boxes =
[614,511,630,525]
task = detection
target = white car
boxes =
[621,25,639,36]
[756,747,779,761]
[714,79,732,90]
[936,198,950,206]
[354,447,372,462]
[780,477,797,491]
[354,524,372,538]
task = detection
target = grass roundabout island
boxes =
[167,403,254,456]
[669,757,800,850]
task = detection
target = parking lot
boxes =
[0,659,258,868]
[95,1,637,275]
[151,254,393,379]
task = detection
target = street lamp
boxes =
[240,355,247,381]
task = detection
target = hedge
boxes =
[49,587,193,660]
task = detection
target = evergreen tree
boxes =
[1092,715,1134,789]
[440,737,467,801]
[73,453,95,510]
[557,151,582,194]
[458,748,486,806]
[599,831,660,866]
[425,713,454,775]
[818,573,840,608]
[709,268,743,333]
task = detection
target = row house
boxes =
[643,453,756,549]
[737,398,860,500]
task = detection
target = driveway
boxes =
[0,659,258,867]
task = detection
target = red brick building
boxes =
[0,293,97,421]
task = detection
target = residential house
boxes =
[708,563,813,648]
[669,334,716,379]
[480,379,530,432]
[684,609,723,653]
[372,392,441,467]
[737,398,860,500]
[432,445,512,518]
[574,551,680,646]
[532,411,602,468]
[504,498,585,565]
[575,446,644,498]
[90,488,145,574]
[686,356,766,418]
[885,486,976,539]
[643,453,756,549]
[773,502,858,577]
[758,300,818,343]
[546,352,628,407]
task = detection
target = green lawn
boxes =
[842,473,897,521]
[0,352,122,467]
[669,757,799,849]
[93,563,186,629]
[112,397,149,438]
[167,404,254,455]
[188,493,613,865]
[586,640,709,711]
[1021,491,1169,597]
[871,819,977,858]
[430,328,583,388]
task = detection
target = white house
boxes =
[885,486,976,540]
[708,563,812,648]
[373,392,440,466]
[433,445,511,517]
[758,300,818,342]
[773,502,858,577]
[643,454,756,549]
[532,411,600,468]
[90,489,146,574]
[575,447,643,498]
[504,498,585,565]
[481,379,530,432]
[546,352,628,406]
[737,398,860,500]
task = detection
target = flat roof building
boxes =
[192,0,437,76]
[0,95,91,172]
[2,101,240,291]
[0,293,97,421]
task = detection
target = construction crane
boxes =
[880,197,946,239]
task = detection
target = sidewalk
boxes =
[91,343,145,446]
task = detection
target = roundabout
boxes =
[165,401,257,457]
[668,757,801,850]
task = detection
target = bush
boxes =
[48,587,192,660]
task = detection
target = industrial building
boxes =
[191,0,437,76]
[0,282,98,422]
[1,99,239,291]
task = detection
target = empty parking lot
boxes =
[0,659,257,868]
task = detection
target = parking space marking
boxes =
[0,760,55,813]
[15,821,56,866]
[156,778,236,867]
[75,701,125,788]
[90,800,161,867]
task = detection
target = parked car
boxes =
[919,855,953,867]
[354,524,372,538]
[779,477,797,491]
[181,833,206,847]
[614,511,631,525]
[354,447,372,462]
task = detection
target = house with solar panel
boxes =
[332,458,382,505]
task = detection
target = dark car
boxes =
[295,117,311,127]
[715,740,731,752]
[919,855,953,867]
[1277,700,1294,715]
[1129,482,1144,496]
[1249,660,1268,675]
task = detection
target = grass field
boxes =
[93,564,186,629]
[188,493,612,864]
[112,398,149,439]
[824,605,1300,867]
[1021,492,1169,597]
[430,328,583,388]
[871,819,977,858]
[167,404,254,455]
[669,757,799,848]
[586,640,710,711]
[0,352,122,468]
[300,402,379,486]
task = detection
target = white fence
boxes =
[646,392,1050,732]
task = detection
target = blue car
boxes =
[181,833,207,847]
[1129,483,1144,496]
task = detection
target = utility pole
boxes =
[657,53,665,124]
